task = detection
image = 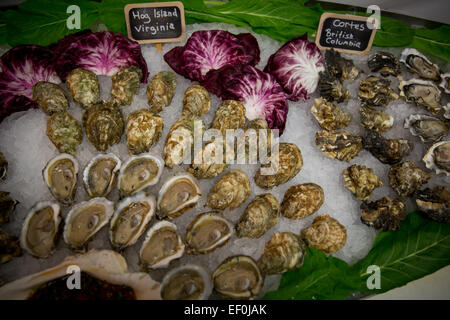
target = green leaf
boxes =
[410,26,450,63]
[0,23,6,45]
[373,16,414,47]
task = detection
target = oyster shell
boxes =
[404,114,449,143]
[46,112,83,155]
[66,68,100,109]
[439,73,450,94]
[400,48,441,81]
[213,255,264,299]
[367,51,400,77]
[281,183,324,219]
[315,130,363,162]
[157,172,201,219]
[258,232,307,275]
[363,130,412,165]
[0,151,6,180]
[206,169,250,210]
[325,49,361,81]
[111,66,142,106]
[63,198,114,251]
[399,79,442,114]
[126,109,163,155]
[389,161,431,197]
[83,101,124,152]
[42,153,78,206]
[83,153,121,198]
[311,98,351,131]
[254,142,303,189]
[360,197,405,231]
[32,81,68,115]
[139,221,184,270]
[109,192,156,250]
[445,103,450,120]
[301,214,347,254]
[422,140,449,175]
[118,154,164,198]
[0,191,18,225]
[415,185,449,223]
[147,71,178,114]
[358,76,399,107]
[211,100,246,134]
[343,165,382,201]
[188,138,232,179]
[360,106,393,134]
[161,264,212,300]
[318,71,349,103]
[182,84,211,117]
[235,118,273,163]
[20,201,61,258]
[0,229,22,264]
[236,194,280,239]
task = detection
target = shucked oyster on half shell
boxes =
[358,76,399,108]
[0,229,22,264]
[281,183,324,219]
[367,51,400,77]
[0,191,18,225]
[311,98,351,131]
[301,214,347,254]
[388,161,432,197]
[109,192,156,251]
[110,66,142,106]
[206,169,250,210]
[360,106,393,134]
[117,154,164,198]
[0,151,7,180]
[42,153,79,206]
[422,140,450,176]
[63,197,114,252]
[46,112,83,155]
[360,197,406,231]
[20,201,61,259]
[400,48,441,81]
[157,172,201,219]
[399,79,442,114]
[363,130,412,165]
[182,85,211,117]
[211,100,246,134]
[83,153,121,198]
[161,264,212,300]
[147,71,177,114]
[125,109,163,155]
[32,81,68,116]
[66,68,100,109]
[415,185,449,223]
[404,114,449,143]
[315,130,363,162]
[343,165,382,201]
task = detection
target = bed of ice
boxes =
[0,23,448,298]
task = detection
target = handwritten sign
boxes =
[125,2,186,44]
[315,13,377,54]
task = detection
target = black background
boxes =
[129,6,182,40]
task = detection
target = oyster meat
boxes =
[311,98,351,131]
[111,66,142,106]
[161,264,212,300]
[83,101,124,152]
[66,68,100,109]
[0,151,6,180]
[360,106,393,133]
[20,201,61,258]
[185,212,234,254]
[32,81,68,115]
[325,49,361,81]
[258,232,307,275]
[147,71,177,114]
[0,229,22,264]
[399,79,442,114]
[46,112,83,155]
[358,76,398,107]
[42,154,78,206]
[139,221,184,269]
[63,198,114,251]
[182,84,210,117]
[206,169,250,210]
[315,130,363,162]
[236,194,280,239]
[415,186,449,223]
[318,71,349,103]
[126,109,163,155]
[281,183,324,219]
[0,191,18,225]
[404,114,448,143]
[188,138,232,179]
[343,165,382,201]
[301,214,347,254]
[439,73,450,94]
[157,172,201,219]
[211,100,246,134]
[400,48,441,81]
[363,130,412,165]
[367,51,400,77]
[361,197,405,231]
[422,140,449,175]
[83,153,121,198]
[213,255,263,299]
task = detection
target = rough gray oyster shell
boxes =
[206,169,250,210]
[360,106,393,133]
[388,161,432,197]
[235,118,273,163]
[422,140,449,176]
[0,191,18,225]
[32,81,68,115]
[415,185,449,223]
[318,71,349,103]
[281,183,324,219]
[301,214,347,254]
[0,229,22,264]
[325,49,362,81]
[363,130,412,165]
[211,100,246,134]
[311,98,351,131]
[404,114,449,143]
[147,71,177,114]
[315,130,363,162]
[343,164,382,201]
[46,112,83,155]
[400,48,441,81]
[66,68,100,109]
[439,73,450,94]
[399,79,442,114]
[111,66,142,106]
[182,85,210,117]
[360,197,406,231]
[367,51,400,77]
[188,138,232,179]
[126,109,163,155]
[358,76,399,107]
[0,151,6,180]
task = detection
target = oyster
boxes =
[111,66,142,106]
[444,103,450,120]
[439,73,450,94]
[399,79,441,114]
[281,183,324,219]
[1,229,22,264]
[415,186,449,223]
[211,100,246,134]
[46,112,83,155]
[126,109,163,155]
[63,198,114,251]
[83,101,125,152]
[0,191,18,225]
[325,49,361,81]
[360,106,393,133]
[0,151,6,180]
[236,194,280,238]
[42,154,78,206]
[315,130,363,162]
[422,140,450,175]
[157,172,201,219]
[358,76,398,107]
[258,232,307,275]
[185,212,234,254]
[363,130,412,165]
[404,114,449,143]
[83,153,121,198]
[400,48,441,81]
[139,221,184,270]
[301,214,347,254]
[213,255,263,300]
[161,264,212,300]
[311,98,351,131]
[390,163,434,199]
[254,142,303,189]
[20,201,61,258]
[360,197,405,231]
[109,192,156,250]
[367,51,400,77]
[343,165,382,201]
[188,138,232,179]
[147,71,178,113]
[235,118,273,163]
[182,84,211,117]
[118,154,164,198]
[206,169,250,210]
[66,68,100,109]
[32,81,68,115]
[318,71,349,103]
